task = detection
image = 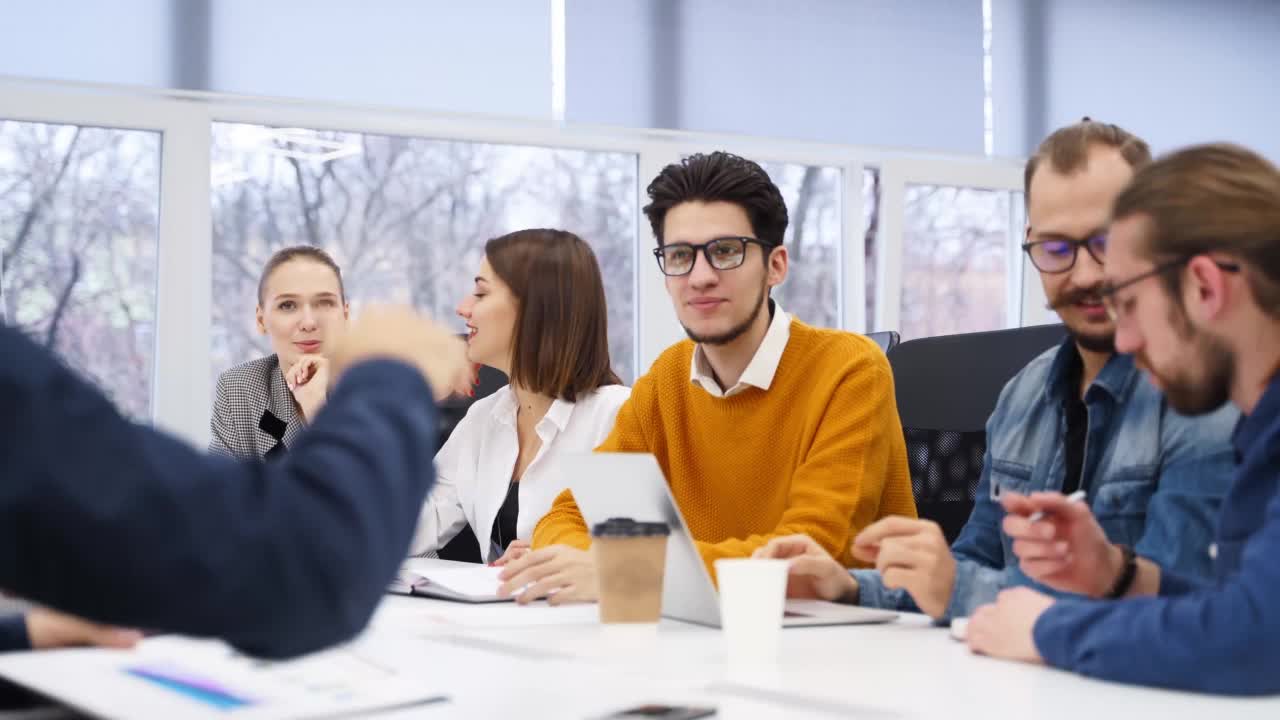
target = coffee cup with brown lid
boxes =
[591,517,670,624]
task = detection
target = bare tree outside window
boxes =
[0,120,160,419]
[760,163,841,328]
[863,167,880,332]
[899,184,1011,341]
[211,124,638,385]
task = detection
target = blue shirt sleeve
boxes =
[850,568,921,612]
[0,615,29,652]
[1033,489,1280,696]
[1159,567,1208,597]
[0,325,439,659]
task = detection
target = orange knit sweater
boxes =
[532,318,916,572]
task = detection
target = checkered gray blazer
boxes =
[209,355,307,460]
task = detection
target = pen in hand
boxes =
[1027,489,1087,523]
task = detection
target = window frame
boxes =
[0,80,211,442]
[1,78,1034,446]
[875,156,1026,338]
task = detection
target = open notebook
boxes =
[388,561,511,603]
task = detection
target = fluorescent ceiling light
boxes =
[212,126,363,185]
[261,128,362,163]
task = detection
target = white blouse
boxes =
[408,384,631,562]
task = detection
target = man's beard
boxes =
[1068,325,1116,354]
[1050,283,1115,354]
[1143,302,1234,415]
[683,283,768,346]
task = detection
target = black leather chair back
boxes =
[887,324,1067,542]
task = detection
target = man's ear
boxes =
[1184,256,1229,325]
[767,245,789,289]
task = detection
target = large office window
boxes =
[899,184,1015,340]
[210,123,639,383]
[0,120,161,418]
[761,162,841,329]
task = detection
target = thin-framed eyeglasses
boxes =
[1022,233,1108,274]
[652,236,775,277]
[1098,255,1241,323]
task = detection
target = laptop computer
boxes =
[566,453,898,628]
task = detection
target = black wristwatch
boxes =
[1104,544,1138,599]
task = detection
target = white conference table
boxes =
[358,560,1280,720]
[4,558,1277,719]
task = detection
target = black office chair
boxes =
[887,324,1067,543]
[432,353,509,563]
[865,330,900,354]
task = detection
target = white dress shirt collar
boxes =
[690,301,792,398]
[490,387,576,435]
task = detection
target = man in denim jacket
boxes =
[756,119,1237,620]
[967,143,1280,696]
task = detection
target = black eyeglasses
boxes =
[1099,255,1241,323]
[1022,233,1107,273]
[652,236,775,277]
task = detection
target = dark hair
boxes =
[257,245,345,306]
[1024,117,1151,207]
[484,229,621,402]
[643,151,789,249]
[1112,143,1280,318]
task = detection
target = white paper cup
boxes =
[714,558,788,662]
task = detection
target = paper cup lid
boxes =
[591,517,671,537]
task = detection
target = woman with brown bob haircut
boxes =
[407,229,629,565]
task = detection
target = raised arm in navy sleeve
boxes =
[0,325,438,659]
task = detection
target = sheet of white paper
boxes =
[0,631,446,720]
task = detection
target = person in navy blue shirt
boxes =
[0,305,469,659]
[967,143,1280,696]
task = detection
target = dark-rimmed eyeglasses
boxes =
[652,236,775,277]
[1099,255,1241,323]
[1022,233,1108,274]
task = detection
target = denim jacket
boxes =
[854,340,1238,619]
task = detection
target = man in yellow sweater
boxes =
[498,151,916,603]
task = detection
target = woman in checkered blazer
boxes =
[210,246,349,460]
